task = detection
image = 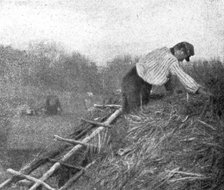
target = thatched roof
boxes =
[72,94,224,190]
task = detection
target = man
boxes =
[45,95,63,115]
[121,41,212,113]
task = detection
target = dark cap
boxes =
[173,41,195,62]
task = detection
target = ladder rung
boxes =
[54,135,98,149]
[48,158,84,171]
[81,118,111,127]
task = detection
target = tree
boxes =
[101,55,138,94]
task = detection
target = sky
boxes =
[0,0,224,65]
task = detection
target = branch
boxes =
[197,119,216,130]
[81,118,111,128]
[54,135,96,148]
[94,104,121,108]
[169,176,208,182]
[48,158,84,171]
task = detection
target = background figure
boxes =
[45,95,62,115]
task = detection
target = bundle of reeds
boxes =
[76,94,224,190]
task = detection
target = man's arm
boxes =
[196,86,214,97]
[169,62,200,94]
[170,62,213,97]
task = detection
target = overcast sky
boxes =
[0,0,224,64]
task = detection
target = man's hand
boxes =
[197,87,214,98]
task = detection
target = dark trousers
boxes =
[121,66,176,113]
[121,66,152,113]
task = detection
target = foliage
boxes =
[0,42,140,96]
[0,42,103,94]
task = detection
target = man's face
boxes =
[174,49,188,62]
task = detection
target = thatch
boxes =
[72,94,224,190]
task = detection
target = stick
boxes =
[94,104,121,108]
[197,119,216,130]
[202,142,224,150]
[48,158,83,171]
[186,93,189,102]
[54,135,96,148]
[17,179,32,187]
[168,170,204,177]
[169,176,208,182]
[81,118,111,128]
[0,179,12,189]
[28,108,122,190]
[7,169,55,190]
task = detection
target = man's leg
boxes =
[141,81,152,105]
[164,76,175,95]
[121,66,142,113]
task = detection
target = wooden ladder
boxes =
[0,107,122,190]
